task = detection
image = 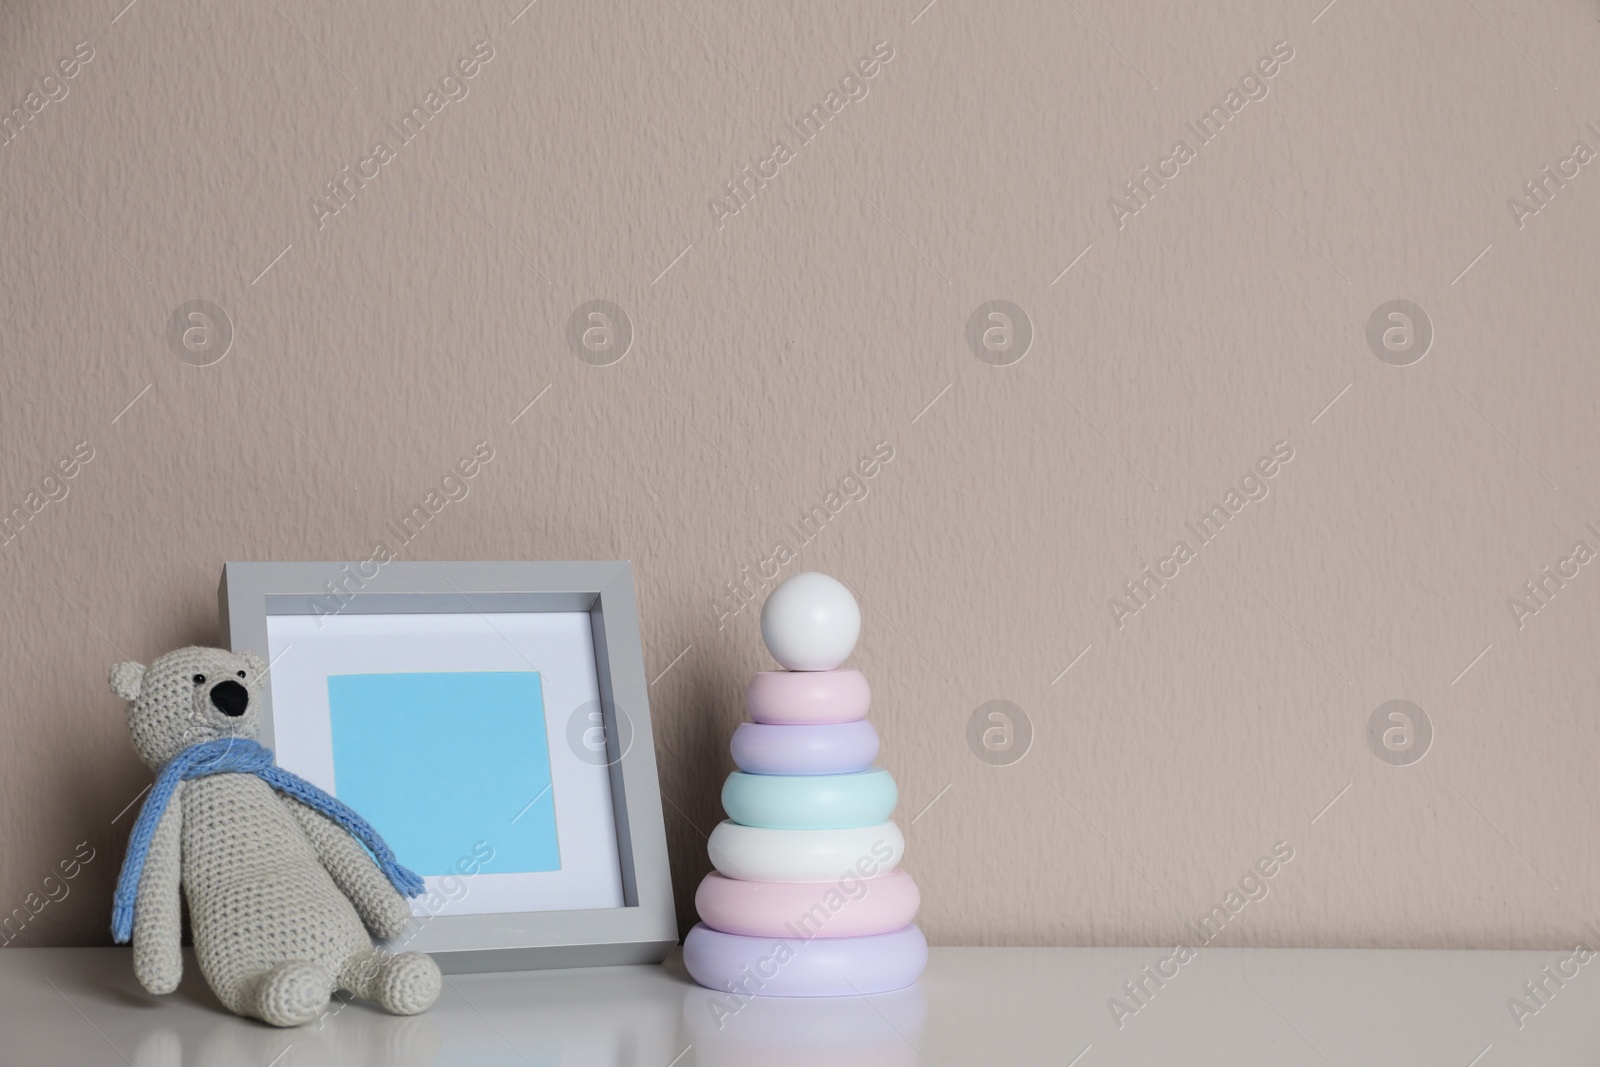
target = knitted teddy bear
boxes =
[109,645,442,1027]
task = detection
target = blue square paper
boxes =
[327,671,560,876]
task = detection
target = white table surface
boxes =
[2,945,1596,1065]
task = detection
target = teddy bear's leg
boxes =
[238,959,335,1027]
[338,948,442,1016]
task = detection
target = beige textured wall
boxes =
[3,0,1599,951]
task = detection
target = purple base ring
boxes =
[730,720,881,776]
[683,922,927,998]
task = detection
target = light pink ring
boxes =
[696,870,920,939]
[746,669,871,725]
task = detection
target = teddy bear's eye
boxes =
[192,674,206,685]
[236,671,246,678]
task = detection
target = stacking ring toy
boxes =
[730,720,880,776]
[683,922,927,997]
[722,768,897,830]
[695,870,920,939]
[746,669,871,725]
[708,820,903,882]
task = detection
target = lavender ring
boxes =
[683,922,928,997]
[730,721,880,776]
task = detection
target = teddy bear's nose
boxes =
[209,679,249,717]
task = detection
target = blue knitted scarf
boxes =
[112,737,424,943]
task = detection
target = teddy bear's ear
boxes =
[109,662,145,701]
[240,649,267,676]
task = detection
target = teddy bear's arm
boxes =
[279,795,414,940]
[132,782,184,995]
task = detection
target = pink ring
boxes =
[746,669,871,725]
[696,870,920,938]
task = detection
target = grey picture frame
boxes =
[217,560,677,975]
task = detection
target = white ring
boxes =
[706,820,904,883]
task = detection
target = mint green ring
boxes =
[721,768,897,830]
